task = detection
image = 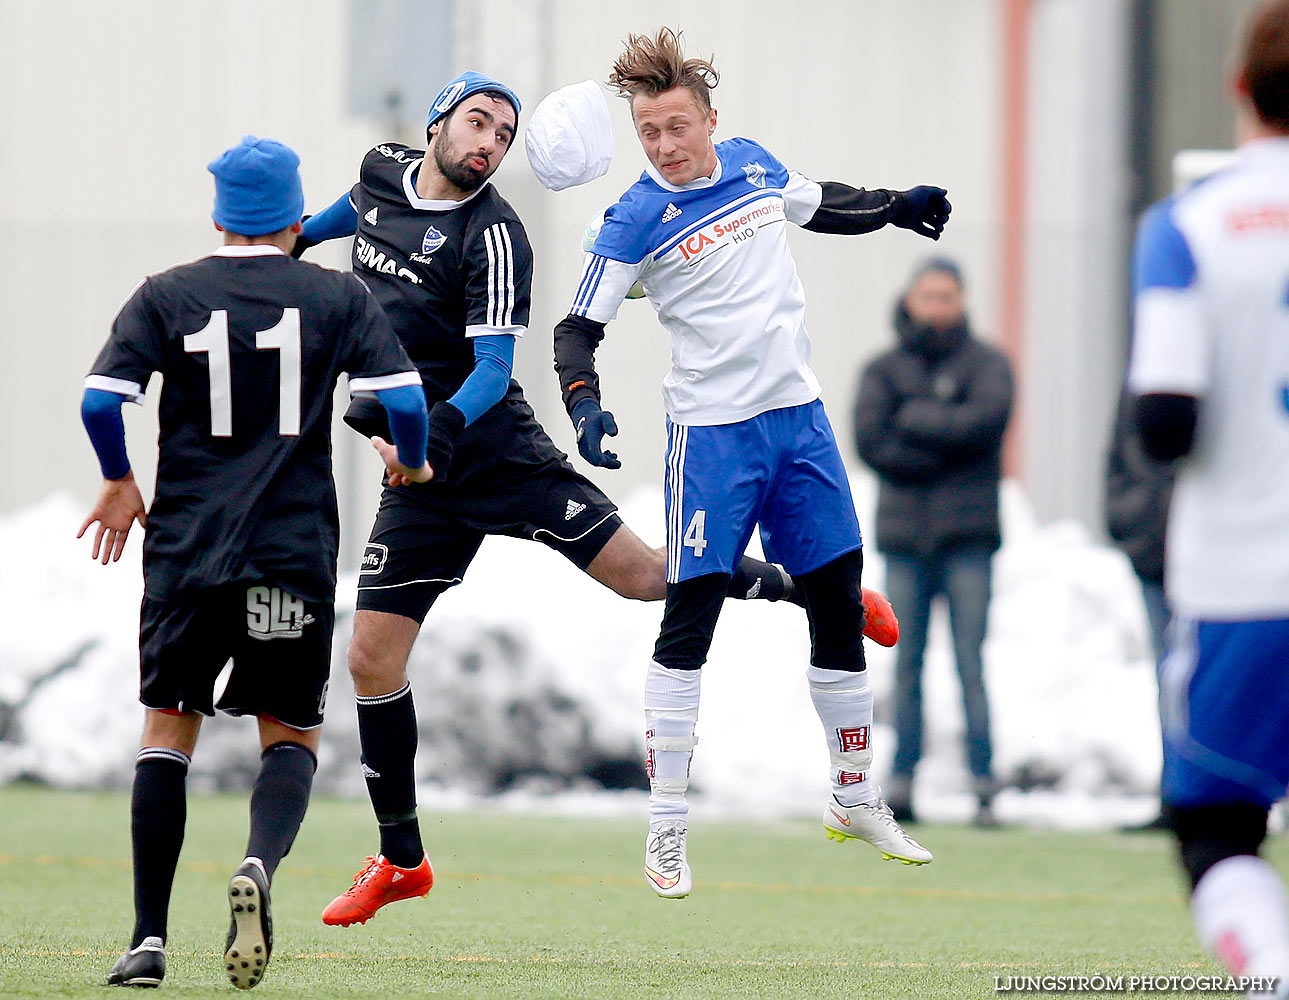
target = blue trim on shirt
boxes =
[301,192,359,243]
[651,190,784,258]
[1133,195,1197,296]
[448,335,515,425]
[81,388,131,480]
[594,137,790,264]
[374,385,428,468]
[573,256,608,317]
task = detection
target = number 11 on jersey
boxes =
[184,308,302,437]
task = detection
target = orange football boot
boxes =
[860,588,900,647]
[321,853,433,927]
[781,569,899,646]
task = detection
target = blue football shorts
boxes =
[1160,615,1289,809]
[662,398,862,584]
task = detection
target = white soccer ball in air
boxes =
[582,211,646,299]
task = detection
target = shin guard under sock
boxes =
[644,662,702,823]
[807,665,877,806]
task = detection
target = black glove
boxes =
[290,214,315,259]
[890,187,951,240]
[571,398,621,469]
[425,400,467,478]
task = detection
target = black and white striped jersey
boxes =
[349,143,533,401]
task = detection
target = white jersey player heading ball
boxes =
[554,27,952,897]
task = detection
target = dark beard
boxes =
[434,141,487,192]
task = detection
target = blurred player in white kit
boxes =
[1129,2,1289,991]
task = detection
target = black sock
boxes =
[356,683,423,868]
[246,741,317,881]
[727,556,791,602]
[130,748,189,947]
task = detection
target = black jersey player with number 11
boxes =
[80,136,428,990]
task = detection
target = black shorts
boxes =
[139,580,335,730]
[356,463,621,622]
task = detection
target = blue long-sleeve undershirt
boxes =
[81,388,131,480]
[301,192,359,243]
[450,335,515,425]
[375,385,428,467]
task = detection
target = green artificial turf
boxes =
[1,785,1267,999]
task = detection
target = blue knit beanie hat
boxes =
[208,135,305,236]
[426,71,522,133]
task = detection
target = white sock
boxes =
[1192,855,1289,985]
[807,665,876,807]
[644,661,701,823]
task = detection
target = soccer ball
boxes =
[582,211,646,299]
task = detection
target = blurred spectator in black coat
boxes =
[853,258,1013,827]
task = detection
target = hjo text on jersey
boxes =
[677,199,785,262]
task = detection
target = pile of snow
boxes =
[0,478,1162,828]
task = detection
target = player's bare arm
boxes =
[77,470,146,564]
[370,435,434,486]
[79,380,147,563]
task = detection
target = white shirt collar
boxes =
[402,158,489,211]
[1240,136,1289,161]
[644,151,723,193]
[212,244,286,257]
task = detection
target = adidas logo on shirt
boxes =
[661,203,682,223]
[364,206,379,226]
[565,500,587,521]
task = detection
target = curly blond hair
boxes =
[607,27,718,109]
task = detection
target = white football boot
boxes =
[823,794,933,865]
[644,819,692,898]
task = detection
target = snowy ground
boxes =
[0,476,1165,829]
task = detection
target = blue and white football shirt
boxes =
[571,137,826,426]
[1128,138,1289,618]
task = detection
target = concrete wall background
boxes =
[1021,0,1131,529]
